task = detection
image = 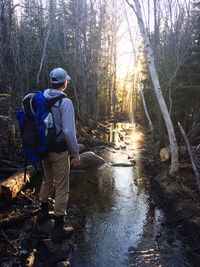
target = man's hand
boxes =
[71,154,80,166]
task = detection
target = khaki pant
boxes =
[39,151,70,216]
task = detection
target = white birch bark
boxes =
[126,0,178,175]
[137,74,154,133]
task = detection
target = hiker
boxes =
[36,67,80,242]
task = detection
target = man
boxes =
[37,67,80,242]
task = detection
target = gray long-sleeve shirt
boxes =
[43,89,79,157]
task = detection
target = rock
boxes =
[79,151,105,168]
[56,261,70,267]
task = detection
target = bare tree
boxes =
[125,0,179,175]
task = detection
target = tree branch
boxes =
[178,122,200,192]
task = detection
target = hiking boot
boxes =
[36,202,52,224]
[52,216,74,242]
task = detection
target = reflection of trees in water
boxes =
[88,166,116,212]
[70,164,116,215]
[69,165,117,266]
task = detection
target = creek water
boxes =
[69,123,158,266]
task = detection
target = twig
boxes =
[20,191,34,203]
[0,230,18,254]
[0,209,40,228]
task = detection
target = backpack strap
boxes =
[22,93,36,118]
[46,95,66,111]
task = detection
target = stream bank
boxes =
[141,137,200,267]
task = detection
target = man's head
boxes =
[49,67,71,90]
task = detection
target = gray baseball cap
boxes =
[49,67,71,84]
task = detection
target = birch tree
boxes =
[138,74,154,133]
[125,0,179,175]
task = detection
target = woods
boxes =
[0,0,126,124]
[1,0,199,166]
[1,0,200,266]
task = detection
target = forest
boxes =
[0,0,200,266]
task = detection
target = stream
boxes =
[68,123,166,267]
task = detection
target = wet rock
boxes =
[79,151,105,168]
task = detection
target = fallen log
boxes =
[160,146,197,162]
[111,163,135,167]
[0,166,36,207]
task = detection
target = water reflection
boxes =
[70,123,148,267]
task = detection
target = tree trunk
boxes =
[138,74,153,133]
[127,0,178,175]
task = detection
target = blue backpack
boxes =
[16,91,68,167]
